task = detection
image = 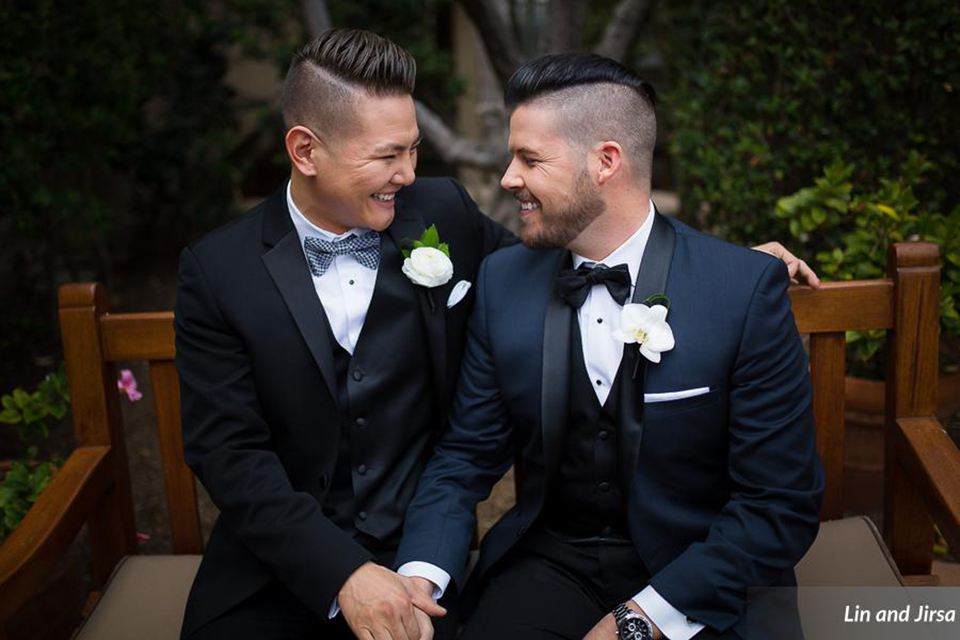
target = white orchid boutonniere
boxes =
[611,294,675,365]
[402,224,454,288]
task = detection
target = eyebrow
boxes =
[510,146,539,156]
[373,134,423,154]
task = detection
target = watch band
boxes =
[613,602,654,640]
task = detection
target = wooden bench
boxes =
[1,242,958,638]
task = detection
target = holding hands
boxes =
[338,563,446,640]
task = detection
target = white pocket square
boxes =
[446,279,472,308]
[644,387,711,403]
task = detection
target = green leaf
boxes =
[12,389,29,408]
[421,224,440,248]
[401,249,412,259]
[438,242,450,257]
[642,294,671,309]
[413,240,425,249]
[0,409,21,424]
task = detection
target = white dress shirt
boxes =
[287,183,381,618]
[287,182,377,355]
[408,201,704,639]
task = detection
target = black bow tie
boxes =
[557,262,632,308]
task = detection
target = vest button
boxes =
[355,418,366,428]
[352,369,364,382]
[357,464,367,475]
[598,430,610,440]
[516,525,527,538]
[358,511,368,521]
[601,525,612,536]
[599,481,611,492]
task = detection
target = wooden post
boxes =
[883,243,939,575]
[58,284,137,585]
[809,332,846,520]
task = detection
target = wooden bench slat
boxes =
[895,417,960,562]
[790,280,893,333]
[150,361,204,554]
[810,332,846,520]
[0,446,113,620]
[101,313,175,361]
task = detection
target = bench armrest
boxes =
[0,446,113,620]
[895,417,960,556]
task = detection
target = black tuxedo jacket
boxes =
[174,177,512,636]
[397,213,824,636]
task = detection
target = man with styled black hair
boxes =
[397,52,823,639]
[175,28,513,640]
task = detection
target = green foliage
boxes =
[0,364,69,544]
[0,364,70,446]
[660,0,960,245]
[776,154,960,368]
[0,0,302,370]
[0,461,55,544]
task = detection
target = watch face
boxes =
[619,617,652,640]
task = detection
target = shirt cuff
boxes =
[633,586,704,640]
[397,561,451,600]
[328,597,340,619]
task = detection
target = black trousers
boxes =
[186,536,459,640]
[461,526,739,640]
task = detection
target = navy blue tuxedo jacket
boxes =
[397,213,824,635]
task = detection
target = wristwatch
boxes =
[613,602,654,640]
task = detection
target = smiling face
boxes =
[303,93,420,233]
[501,103,605,248]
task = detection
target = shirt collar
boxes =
[286,180,369,244]
[572,199,656,286]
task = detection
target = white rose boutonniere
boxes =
[402,224,454,288]
[611,295,675,364]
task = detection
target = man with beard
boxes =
[395,53,823,640]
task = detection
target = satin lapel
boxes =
[619,211,676,492]
[386,204,449,413]
[262,228,339,406]
[541,250,573,486]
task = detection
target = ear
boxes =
[594,141,624,186]
[285,126,321,177]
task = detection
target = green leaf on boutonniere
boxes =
[642,293,670,309]
[403,224,450,259]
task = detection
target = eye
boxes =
[522,157,538,167]
[379,154,397,160]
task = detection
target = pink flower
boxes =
[136,532,152,542]
[118,369,143,402]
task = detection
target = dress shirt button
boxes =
[357,464,367,475]
[597,318,603,324]
[599,481,611,492]
[598,429,610,441]
[358,511,368,521]
[596,379,602,386]
[355,418,366,428]
[349,279,355,285]
[352,369,364,382]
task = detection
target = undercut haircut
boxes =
[504,52,657,185]
[280,29,416,143]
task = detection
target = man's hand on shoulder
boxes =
[582,601,664,640]
[751,241,820,289]
[338,562,446,640]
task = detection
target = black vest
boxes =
[321,233,438,544]
[541,318,631,537]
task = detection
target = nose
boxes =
[392,154,416,186]
[500,158,523,191]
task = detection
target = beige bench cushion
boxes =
[795,516,903,586]
[74,555,201,639]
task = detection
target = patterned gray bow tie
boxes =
[303,231,381,277]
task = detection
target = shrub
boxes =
[660,0,960,246]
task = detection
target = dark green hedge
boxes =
[660,0,960,245]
